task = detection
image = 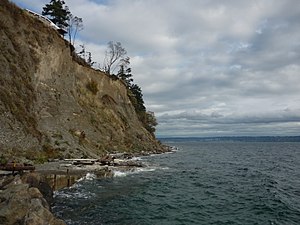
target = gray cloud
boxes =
[157,108,300,137]
[13,0,300,137]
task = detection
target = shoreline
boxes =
[35,147,174,190]
[0,146,175,224]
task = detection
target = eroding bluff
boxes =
[0,0,164,160]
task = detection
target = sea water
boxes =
[53,138,300,225]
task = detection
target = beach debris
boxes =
[64,158,98,166]
[0,162,35,174]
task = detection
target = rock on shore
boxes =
[0,174,66,225]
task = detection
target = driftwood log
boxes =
[0,163,35,172]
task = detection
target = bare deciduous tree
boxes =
[102,41,129,75]
[68,14,83,46]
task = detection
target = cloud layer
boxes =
[13,0,300,136]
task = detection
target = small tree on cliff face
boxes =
[102,41,129,75]
[128,83,158,135]
[42,0,70,29]
[129,84,146,112]
[77,44,95,66]
[117,65,133,87]
[144,111,158,134]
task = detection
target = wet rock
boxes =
[0,176,66,225]
[22,172,54,205]
[24,198,66,225]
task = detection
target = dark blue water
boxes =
[53,139,300,225]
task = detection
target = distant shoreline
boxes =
[159,136,300,142]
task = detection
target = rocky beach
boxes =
[0,149,174,225]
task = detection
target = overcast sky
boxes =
[12,0,300,137]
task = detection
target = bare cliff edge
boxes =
[0,0,164,161]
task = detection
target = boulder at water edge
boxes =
[0,176,65,225]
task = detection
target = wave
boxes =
[76,172,97,182]
[113,170,130,177]
[113,167,155,177]
[54,188,96,200]
[112,165,168,177]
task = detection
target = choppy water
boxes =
[53,138,300,225]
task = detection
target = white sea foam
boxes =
[112,165,168,177]
[85,172,97,180]
[53,191,71,198]
[131,156,142,161]
[54,186,96,200]
[112,168,143,177]
[134,167,156,173]
[76,172,97,183]
[113,170,129,177]
[56,190,96,200]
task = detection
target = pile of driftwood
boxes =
[99,154,143,167]
[65,154,143,167]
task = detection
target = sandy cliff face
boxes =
[0,1,163,160]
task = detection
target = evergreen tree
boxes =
[128,84,157,134]
[42,0,70,29]
[117,65,133,87]
[77,45,95,67]
[144,111,157,134]
[129,84,146,112]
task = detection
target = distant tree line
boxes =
[42,0,158,135]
